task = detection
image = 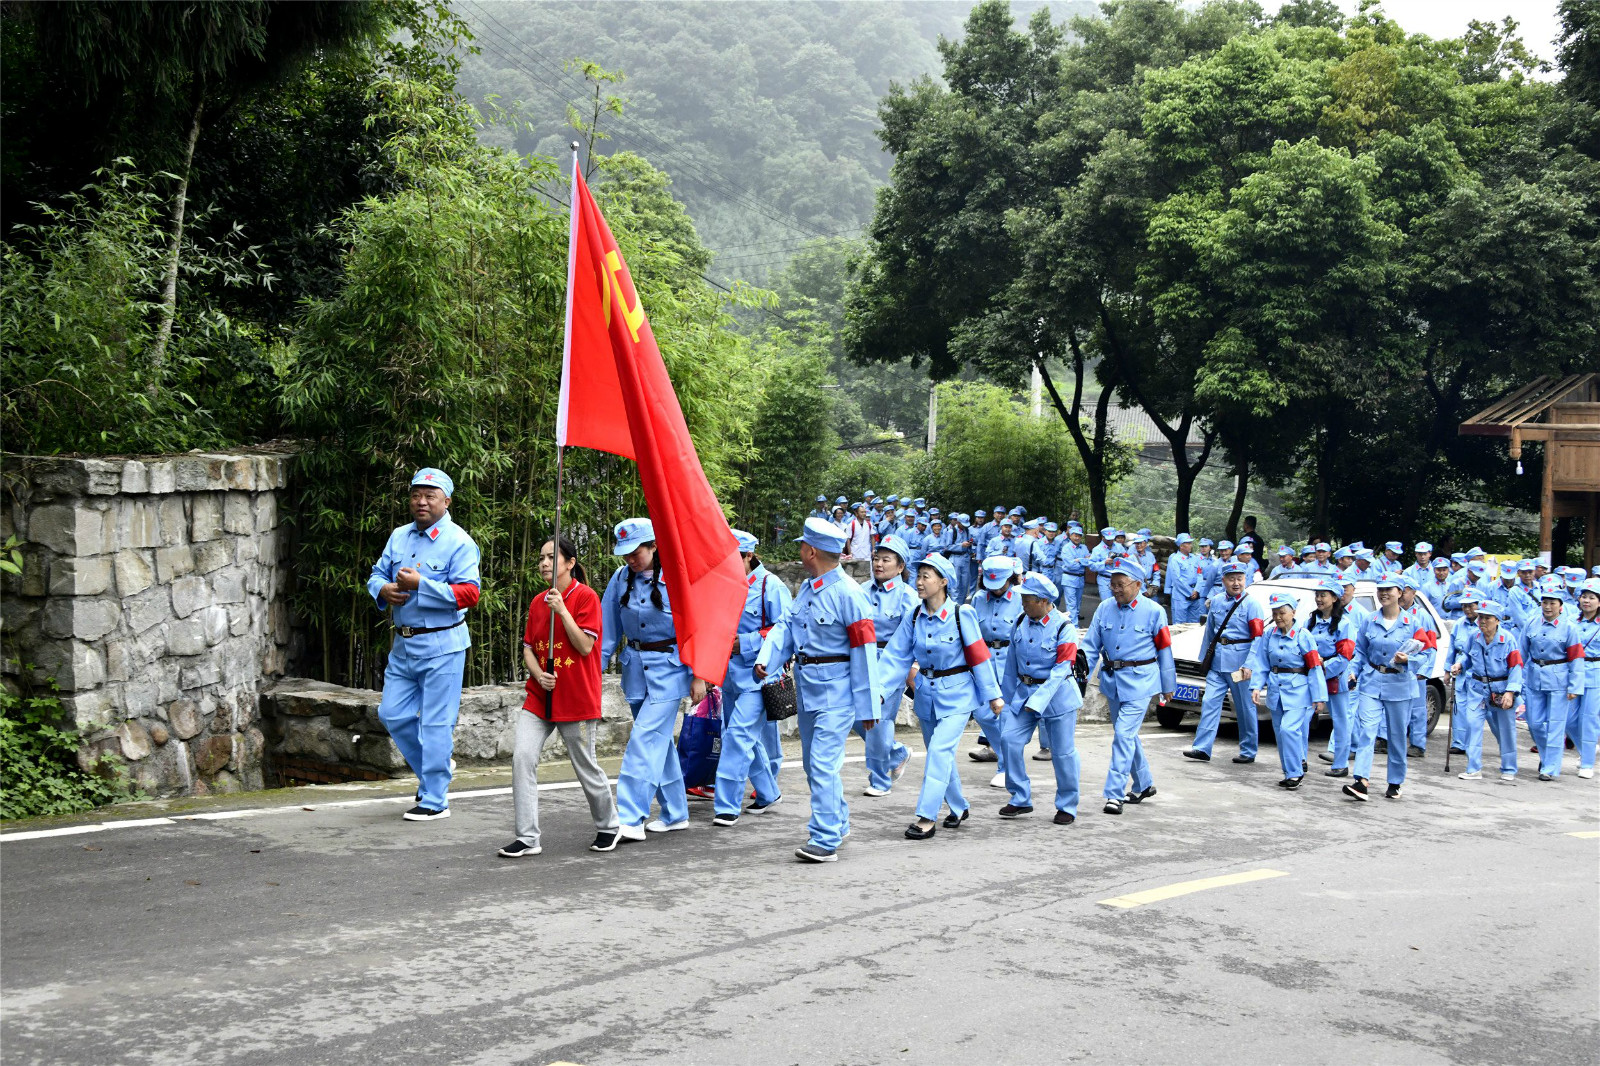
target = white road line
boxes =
[0,754,921,843]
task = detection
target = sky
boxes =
[1304,1,1567,71]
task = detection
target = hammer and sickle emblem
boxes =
[601,249,645,343]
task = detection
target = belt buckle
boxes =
[399,626,415,638]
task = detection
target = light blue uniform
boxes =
[971,585,1024,771]
[1249,621,1329,780]
[713,564,791,817]
[1569,611,1600,771]
[1309,609,1359,770]
[1351,609,1431,786]
[1088,542,1116,604]
[601,565,693,828]
[1520,613,1585,778]
[1163,548,1206,624]
[876,598,1001,821]
[1448,625,1524,775]
[1192,588,1267,758]
[1080,588,1177,802]
[999,609,1082,815]
[856,573,919,791]
[757,565,884,852]
[1057,537,1091,621]
[367,510,481,812]
[946,524,974,603]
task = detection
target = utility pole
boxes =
[1030,362,1043,419]
[927,383,938,453]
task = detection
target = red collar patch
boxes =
[884,579,896,591]
[938,606,949,621]
[428,525,440,541]
[1040,612,1051,625]
[812,577,825,591]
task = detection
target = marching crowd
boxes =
[367,472,1600,864]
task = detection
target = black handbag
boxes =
[757,575,799,721]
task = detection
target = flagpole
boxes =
[547,141,581,683]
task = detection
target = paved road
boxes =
[3,718,1596,1066]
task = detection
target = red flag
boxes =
[556,158,744,685]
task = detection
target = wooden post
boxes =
[1540,440,1555,566]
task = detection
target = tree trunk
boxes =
[1398,363,1466,540]
[1225,452,1250,541]
[149,94,204,395]
[1172,425,1214,533]
[1039,331,1111,528]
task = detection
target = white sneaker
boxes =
[1579,767,1595,779]
[646,818,689,833]
[891,750,912,781]
[1499,772,1517,784]
[862,785,891,797]
[989,771,1006,789]
[1457,770,1482,780]
[616,822,647,841]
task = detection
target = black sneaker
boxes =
[1278,777,1302,790]
[1448,746,1467,755]
[1182,748,1211,761]
[747,795,782,814]
[1125,786,1157,804]
[1342,780,1369,802]
[1385,784,1402,799]
[1102,799,1123,815]
[1324,767,1349,778]
[1374,740,1388,754]
[1302,760,1308,772]
[1232,755,1255,764]
[1317,751,1334,763]
[590,831,620,852]
[942,808,970,829]
[712,812,740,827]
[1053,810,1076,825]
[997,804,1034,819]
[403,805,449,821]
[1538,772,1555,781]
[1408,745,1425,758]
[968,747,998,763]
[795,843,838,862]
[497,839,540,857]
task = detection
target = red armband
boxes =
[1153,626,1171,650]
[451,583,480,608]
[1056,641,1078,664]
[963,640,991,667]
[1507,649,1524,667]
[1568,643,1584,662]
[846,619,876,648]
[1248,618,1265,638]
[1335,638,1355,661]
[1303,649,1323,669]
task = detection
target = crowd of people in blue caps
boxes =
[370,470,1598,863]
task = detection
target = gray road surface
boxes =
[3,718,1597,1066]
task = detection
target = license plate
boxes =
[1174,682,1202,702]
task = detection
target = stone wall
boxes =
[1,452,297,796]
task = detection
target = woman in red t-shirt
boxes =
[498,536,620,858]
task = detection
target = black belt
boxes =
[797,653,849,666]
[1104,657,1155,673]
[1270,666,1309,675]
[1018,673,1050,686]
[1372,664,1403,674]
[876,640,889,649]
[1588,656,1600,662]
[628,638,676,653]
[1218,635,1253,645]
[986,639,1011,649]
[395,620,465,638]
[1533,657,1570,666]
[927,664,972,679]
[1472,673,1509,683]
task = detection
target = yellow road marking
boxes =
[1566,831,1600,839]
[1099,868,1289,909]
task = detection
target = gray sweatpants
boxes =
[513,713,619,846]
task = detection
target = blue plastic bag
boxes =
[677,687,722,788]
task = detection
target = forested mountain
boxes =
[454,0,1096,284]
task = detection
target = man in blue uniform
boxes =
[1404,542,1435,585]
[1090,528,1118,605]
[1164,533,1206,623]
[1183,561,1266,764]
[1058,522,1091,622]
[756,518,885,863]
[998,572,1083,824]
[810,496,831,523]
[367,468,481,821]
[1080,556,1176,814]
